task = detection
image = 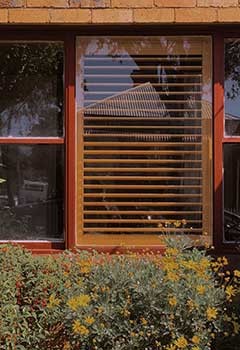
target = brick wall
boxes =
[0,0,240,24]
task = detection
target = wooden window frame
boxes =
[76,35,213,251]
[213,31,240,255]
[0,30,75,253]
[0,26,238,254]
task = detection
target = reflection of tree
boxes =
[0,43,63,135]
[0,43,63,208]
[225,40,240,99]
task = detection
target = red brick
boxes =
[218,8,240,22]
[92,9,132,23]
[27,0,68,7]
[134,8,174,23]
[197,0,238,6]
[155,0,196,7]
[9,9,50,23]
[112,0,153,8]
[50,9,91,23]
[70,0,110,7]
[175,8,217,22]
[0,0,24,7]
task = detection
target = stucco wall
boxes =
[0,0,239,24]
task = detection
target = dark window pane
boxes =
[224,144,240,242]
[225,39,240,136]
[0,42,64,137]
[0,145,64,240]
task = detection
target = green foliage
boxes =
[0,241,239,350]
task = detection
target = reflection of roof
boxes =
[225,113,240,120]
[84,82,168,118]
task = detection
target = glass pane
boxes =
[0,145,64,240]
[224,144,240,242]
[76,36,212,236]
[225,39,240,136]
[0,42,64,137]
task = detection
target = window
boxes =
[0,41,65,247]
[76,36,212,248]
[0,31,239,253]
[223,39,240,243]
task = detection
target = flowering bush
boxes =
[0,239,239,349]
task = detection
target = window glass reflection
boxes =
[76,36,212,236]
[224,144,240,242]
[0,42,64,137]
[0,145,64,240]
[225,39,240,136]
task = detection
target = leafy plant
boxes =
[0,240,239,349]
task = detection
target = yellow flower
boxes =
[174,220,181,228]
[222,256,228,265]
[187,299,196,311]
[175,336,188,349]
[196,285,206,295]
[192,347,200,350]
[78,259,92,274]
[96,306,104,314]
[192,335,200,344]
[67,294,91,311]
[199,258,210,270]
[80,266,91,274]
[63,341,71,350]
[140,317,147,325]
[85,316,95,325]
[72,320,89,335]
[47,294,60,308]
[206,307,218,320]
[234,269,240,278]
[162,257,179,271]
[123,309,130,317]
[225,285,237,300]
[168,296,177,307]
[165,248,179,256]
[64,280,71,288]
[166,271,179,282]
[181,260,197,270]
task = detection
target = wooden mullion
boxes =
[0,137,64,144]
[65,32,76,250]
[222,137,240,143]
[83,228,202,233]
[84,184,202,189]
[84,219,202,223]
[84,210,202,215]
[84,193,202,198]
[213,33,224,252]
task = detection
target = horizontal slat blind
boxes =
[77,37,212,237]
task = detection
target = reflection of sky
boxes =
[77,39,138,108]
[0,96,59,136]
[85,54,137,97]
[76,37,212,110]
[225,79,240,118]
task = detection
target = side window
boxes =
[224,39,240,243]
[76,36,212,247]
[0,42,64,241]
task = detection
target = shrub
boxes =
[0,239,239,350]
